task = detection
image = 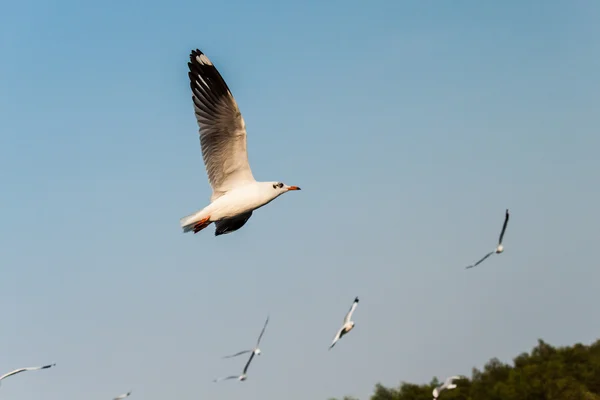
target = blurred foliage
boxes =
[331,338,600,400]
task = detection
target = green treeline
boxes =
[331,338,600,400]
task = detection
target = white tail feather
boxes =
[180,210,206,232]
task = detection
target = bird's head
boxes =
[496,244,504,253]
[350,321,355,328]
[268,181,301,196]
[255,348,262,355]
[239,374,247,381]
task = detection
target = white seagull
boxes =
[466,209,510,269]
[0,363,56,385]
[432,375,465,399]
[213,348,257,383]
[113,391,132,400]
[223,316,269,359]
[180,49,301,236]
[329,297,359,350]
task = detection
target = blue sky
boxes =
[1,0,599,399]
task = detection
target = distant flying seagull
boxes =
[113,391,132,400]
[179,49,301,236]
[213,347,258,383]
[466,209,510,269]
[0,364,56,385]
[329,297,359,350]
[223,316,269,359]
[433,375,465,399]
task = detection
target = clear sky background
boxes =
[1,1,599,399]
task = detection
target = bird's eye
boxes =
[278,183,284,188]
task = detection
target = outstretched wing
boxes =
[466,251,494,269]
[214,212,253,236]
[329,327,344,350]
[213,375,239,382]
[343,297,359,324]
[256,315,270,347]
[222,350,252,359]
[0,364,55,381]
[498,209,510,245]
[113,391,132,400]
[188,49,256,202]
[242,352,256,375]
[0,368,27,380]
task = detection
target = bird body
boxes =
[433,375,464,399]
[330,297,359,349]
[223,316,269,360]
[336,322,355,341]
[216,316,269,382]
[214,353,255,383]
[466,209,510,269]
[180,49,300,236]
[113,391,132,400]
[180,182,297,233]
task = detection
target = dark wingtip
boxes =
[190,48,203,59]
[354,296,359,302]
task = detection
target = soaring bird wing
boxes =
[498,209,510,245]
[188,49,256,202]
[222,349,252,359]
[213,375,240,382]
[343,297,359,324]
[329,327,344,350]
[0,364,55,381]
[447,375,463,383]
[242,352,256,375]
[214,211,253,236]
[466,251,494,269]
[0,368,27,380]
[255,315,270,347]
[113,391,132,400]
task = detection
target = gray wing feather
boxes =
[188,49,255,201]
[214,212,253,236]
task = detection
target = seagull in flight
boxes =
[329,297,359,350]
[466,209,510,269]
[113,391,132,400]
[433,375,465,399]
[223,316,269,359]
[179,49,301,236]
[0,364,56,385]
[213,347,258,383]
